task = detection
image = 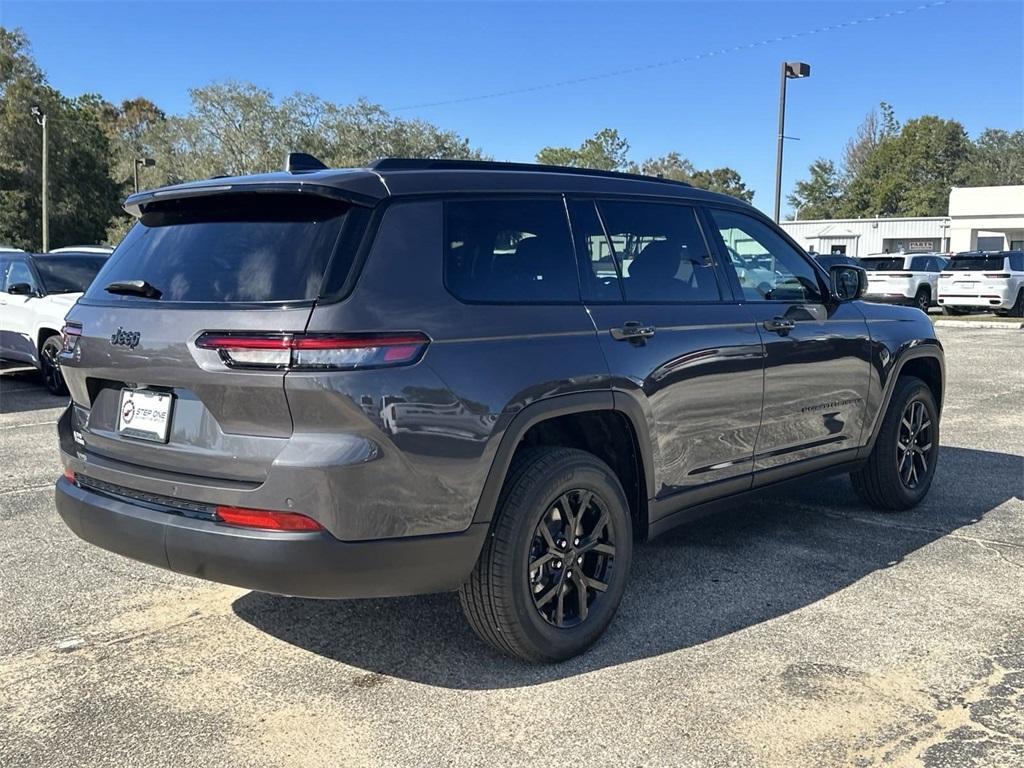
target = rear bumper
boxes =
[938,292,1014,309]
[55,477,488,599]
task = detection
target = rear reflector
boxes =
[195,332,429,371]
[215,505,324,532]
[63,468,76,483]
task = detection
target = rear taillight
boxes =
[983,273,1011,279]
[215,505,324,532]
[195,332,429,371]
[61,324,82,354]
[63,468,76,483]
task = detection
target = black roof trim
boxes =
[368,158,691,187]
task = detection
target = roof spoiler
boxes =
[285,152,328,173]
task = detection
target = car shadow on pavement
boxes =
[0,367,66,415]
[233,445,1022,690]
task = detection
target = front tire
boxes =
[39,335,67,396]
[459,447,633,662]
[851,376,939,511]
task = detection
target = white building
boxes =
[780,185,1024,257]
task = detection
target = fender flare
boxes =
[470,391,656,525]
[860,342,945,456]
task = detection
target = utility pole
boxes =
[134,157,155,193]
[31,106,48,252]
[773,62,811,223]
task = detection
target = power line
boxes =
[391,0,952,111]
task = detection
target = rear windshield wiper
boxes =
[105,280,162,299]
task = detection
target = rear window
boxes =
[86,194,348,304]
[34,256,108,293]
[947,256,1007,272]
[444,199,579,303]
[862,257,907,271]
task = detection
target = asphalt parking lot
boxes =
[0,326,1021,768]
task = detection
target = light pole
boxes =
[30,105,48,252]
[773,61,810,223]
[133,157,155,193]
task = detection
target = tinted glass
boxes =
[34,256,108,293]
[85,194,348,304]
[862,257,907,271]
[569,200,622,302]
[909,256,931,271]
[708,208,822,302]
[596,201,720,302]
[947,256,1007,271]
[4,261,35,291]
[1009,254,1024,272]
[444,199,579,303]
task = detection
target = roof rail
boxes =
[367,158,691,187]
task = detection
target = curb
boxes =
[933,319,1024,330]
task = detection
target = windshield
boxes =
[861,257,906,271]
[34,256,108,293]
[946,256,1006,272]
[86,194,349,304]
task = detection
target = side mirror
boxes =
[829,265,867,301]
[6,282,36,296]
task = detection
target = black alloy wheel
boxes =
[896,399,933,490]
[40,336,67,396]
[528,489,616,628]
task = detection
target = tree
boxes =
[842,115,971,217]
[787,158,844,219]
[628,151,695,181]
[843,102,899,182]
[536,128,630,171]
[0,28,120,250]
[689,167,754,202]
[964,129,1024,187]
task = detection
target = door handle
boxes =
[763,317,796,336]
[610,322,656,344]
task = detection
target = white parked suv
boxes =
[861,253,947,313]
[0,250,110,393]
[938,251,1024,317]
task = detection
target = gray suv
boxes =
[55,158,945,662]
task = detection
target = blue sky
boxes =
[5,0,1023,214]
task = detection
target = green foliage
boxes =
[628,151,695,181]
[842,116,971,217]
[0,28,120,250]
[787,158,844,219]
[964,128,1024,187]
[536,128,630,171]
[689,167,754,202]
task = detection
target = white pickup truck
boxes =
[0,249,111,393]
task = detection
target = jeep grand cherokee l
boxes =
[55,157,944,662]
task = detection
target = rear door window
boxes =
[444,199,579,303]
[85,194,349,304]
[947,256,1007,272]
[594,201,722,303]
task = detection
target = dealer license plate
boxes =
[117,389,173,443]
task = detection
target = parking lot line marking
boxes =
[0,420,58,429]
[0,483,54,497]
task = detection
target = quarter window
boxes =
[595,201,721,303]
[444,199,579,303]
[708,208,823,302]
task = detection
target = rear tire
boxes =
[851,376,939,511]
[914,287,930,313]
[459,447,633,662]
[39,335,67,396]
[1010,289,1024,318]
